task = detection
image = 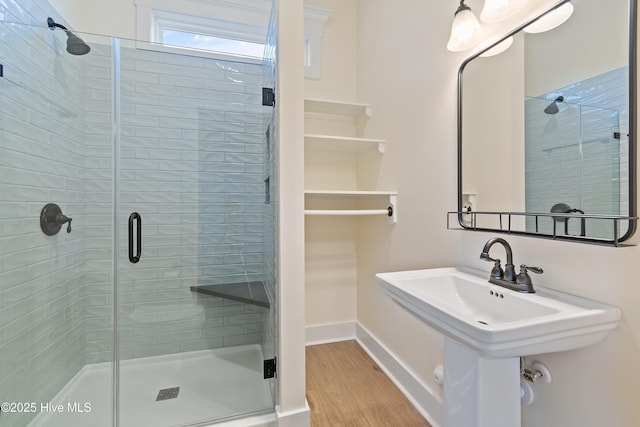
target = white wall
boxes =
[304,0,357,101]
[354,0,460,412]
[303,0,360,330]
[355,0,640,426]
[49,0,136,39]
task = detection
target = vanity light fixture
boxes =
[480,36,514,57]
[480,0,529,23]
[523,2,574,34]
[447,0,482,52]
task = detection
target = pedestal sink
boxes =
[376,267,621,427]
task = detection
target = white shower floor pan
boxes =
[28,344,275,427]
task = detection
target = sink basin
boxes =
[376,267,621,358]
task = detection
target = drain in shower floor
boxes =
[156,387,180,401]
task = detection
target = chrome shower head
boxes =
[47,17,90,56]
[544,96,564,114]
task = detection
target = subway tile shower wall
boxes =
[0,0,271,421]
[524,67,628,239]
[0,1,88,425]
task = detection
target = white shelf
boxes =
[304,190,397,196]
[304,191,397,224]
[305,209,391,216]
[304,98,372,120]
[303,98,395,223]
[304,134,385,153]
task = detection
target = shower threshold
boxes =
[27,344,274,427]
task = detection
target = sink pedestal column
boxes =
[443,338,521,427]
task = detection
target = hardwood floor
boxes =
[306,340,432,427]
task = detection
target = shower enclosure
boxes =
[524,67,629,239]
[0,7,277,427]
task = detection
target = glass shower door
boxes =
[115,38,276,427]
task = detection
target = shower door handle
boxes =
[128,212,141,263]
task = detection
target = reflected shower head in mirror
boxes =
[544,96,564,114]
[47,17,90,55]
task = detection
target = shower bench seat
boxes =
[190,281,270,308]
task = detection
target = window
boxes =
[135,0,270,63]
[135,0,331,74]
[161,29,265,59]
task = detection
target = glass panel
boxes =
[116,38,275,427]
[0,21,114,427]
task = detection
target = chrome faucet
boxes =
[480,237,542,293]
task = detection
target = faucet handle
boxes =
[481,251,504,279]
[490,259,504,280]
[516,265,543,293]
[520,265,543,275]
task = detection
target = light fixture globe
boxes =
[447,1,482,52]
[523,2,574,34]
[480,36,514,57]
[481,0,530,23]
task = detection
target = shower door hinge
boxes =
[263,357,277,379]
[262,87,275,107]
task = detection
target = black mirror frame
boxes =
[456,0,638,245]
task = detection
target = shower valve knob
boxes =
[40,203,73,236]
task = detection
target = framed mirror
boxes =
[457,0,637,245]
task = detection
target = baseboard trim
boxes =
[355,323,443,427]
[275,401,311,427]
[305,321,356,345]
[304,321,443,427]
